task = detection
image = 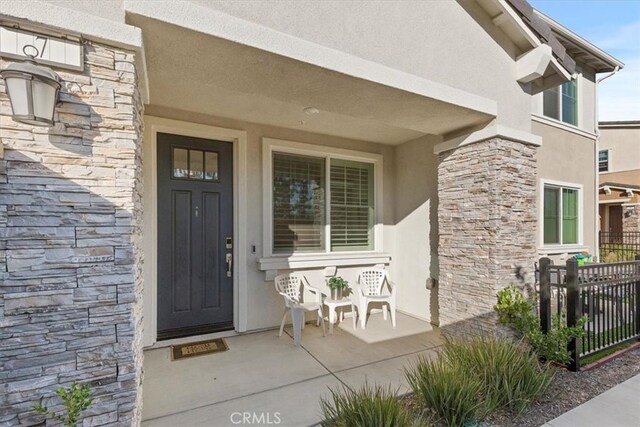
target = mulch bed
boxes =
[483,346,640,427]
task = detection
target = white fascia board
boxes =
[434,123,542,154]
[123,0,497,117]
[1,1,149,103]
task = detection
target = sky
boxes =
[530,0,640,121]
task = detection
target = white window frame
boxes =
[538,72,582,131]
[598,149,611,173]
[262,138,383,260]
[539,179,585,253]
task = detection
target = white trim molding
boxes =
[516,44,554,84]
[260,137,385,270]
[142,116,248,348]
[532,114,597,140]
[434,123,542,154]
[538,178,585,253]
[258,253,392,271]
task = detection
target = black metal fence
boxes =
[539,256,640,371]
[600,231,640,262]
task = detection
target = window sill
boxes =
[532,114,596,140]
[538,245,590,255]
[258,252,392,271]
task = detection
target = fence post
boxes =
[539,257,552,334]
[635,255,640,336]
[566,258,581,372]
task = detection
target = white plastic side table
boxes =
[323,297,352,334]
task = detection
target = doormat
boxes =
[171,338,228,360]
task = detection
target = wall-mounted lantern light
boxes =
[0,45,61,127]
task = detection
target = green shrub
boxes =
[320,383,423,427]
[33,382,93,427]
[405,355,483,427]
[495,286,586,365]
[442,337,554,415]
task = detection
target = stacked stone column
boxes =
[0,41,144,425]
[437,138,537,336]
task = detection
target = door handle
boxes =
[226,253,233,278]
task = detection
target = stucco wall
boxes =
[190,0,531,132]
[599,126,640,175]
[39,0,125,22]
[533,120,597,255]
[600,170,640,187]
[392,136,440,322]
[143,106,403,336]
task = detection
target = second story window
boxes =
[598,150,610,172]
[543,80,578,126]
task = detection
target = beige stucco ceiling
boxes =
[127,13,494,145]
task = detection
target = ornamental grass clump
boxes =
[405,336,554,426]
[405,356,482,427]
[442,336,554,415]
[320,383,424,427]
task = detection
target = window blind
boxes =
[330,159,374,251]
[272,153,325,253]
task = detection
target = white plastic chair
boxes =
[274,273,325,344]
[352,269,396,329]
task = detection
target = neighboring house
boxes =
[598,121,640,235]
[0,0,622,424]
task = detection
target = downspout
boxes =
[594,66,620,261]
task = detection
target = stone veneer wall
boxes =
[437,138,537,336]
[0,41,144,425]
[623,205,640,233]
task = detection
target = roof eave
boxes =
[534,10,624,72]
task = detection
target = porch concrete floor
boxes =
[141,312,442,427]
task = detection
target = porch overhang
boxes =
[124,1,496,145]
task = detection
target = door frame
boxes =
[142,116,248,348]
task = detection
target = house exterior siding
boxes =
[0,0,621,423]
[598,123,640,234]
[533,120,597,257]
[0,42,144,425]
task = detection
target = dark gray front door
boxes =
[157,133,233,340]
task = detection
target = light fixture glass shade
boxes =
[1,59,61,127]
[32,79,58,121]
[5,76,29,116]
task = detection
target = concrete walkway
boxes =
[542,374,640,427]
[141,312,441,427]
